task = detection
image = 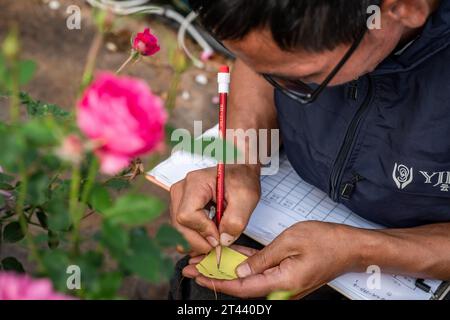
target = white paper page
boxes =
[148,146,443,300]
[244,155,441,300]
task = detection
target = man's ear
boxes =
[381,0,434,29]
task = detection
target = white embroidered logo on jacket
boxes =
[393,163,414,190]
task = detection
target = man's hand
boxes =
[170,164,261,255]
[182,221,365,298]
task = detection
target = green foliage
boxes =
[100,220,129,255]
[40,249,71,291]
[45,182,72,231]
[1,256,25,273]
[0,28,187,300]
[104,178,131,191]
[0,54,37,93]
[20,92,71,118]
[156,223,189,251]
[88,184,112,213]
[3,221,25,243]
[102,194,165,226]
[26,172,50,206]
[115,228,172,283]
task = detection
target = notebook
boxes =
[146,127,449,300]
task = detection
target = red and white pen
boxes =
[215,65,230,268]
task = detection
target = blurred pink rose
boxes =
[56,134,84,164]
[133,28,160,56]
[0,272,72,300]
[200,50,213,62]
[77,72,167,175]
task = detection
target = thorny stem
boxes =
[70,158,98,255]
[79,32,104,94]
[116,52,139,75]
[68,163,81,255]
[16,163,44,272]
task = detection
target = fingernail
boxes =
[236,263,252,278]
[207,236,219,247]
[220,233,235,246]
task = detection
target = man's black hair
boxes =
[190,0,379,52]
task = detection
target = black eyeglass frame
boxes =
[263,31,366,105]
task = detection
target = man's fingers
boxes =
[229,245,259,257]
[235,239,287,278]
[219,195,257,246]
[177,208,220,246]
[195,266,284,298]
[182,264,201,278]
[171,170,220,248]
[177,173,220,246]
[219,165,261,246]
[174,223,212,254]
[189,255,205,264]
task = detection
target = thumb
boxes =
[235,241,285,278]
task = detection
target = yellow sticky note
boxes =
[196,247,248,280]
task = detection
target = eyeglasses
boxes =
[263,31,366,105]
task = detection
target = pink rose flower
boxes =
[56,134,84,164]
[200,50,214,62]
[77,72,167,175]
[0,272,72,300]
[133,28,160,56]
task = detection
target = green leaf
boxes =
[119,228,164,282]
[36,210,48,229]
[26,172,50,205]
[18,60,37,86]
[21,118,57,146]
[89,185,112,213]
[100,220,129,255]
[45,182,71,231]
[104,178,131,191]
[3,221,25,243]
[0,195,4,207]
[0,127,26,172]
[103,194,165,226]
[42,154,62,171]
[70,251,104,293]
[155,223,189,251]
[47,230,60,249]
[165,125,178,148]
[1,256,25,273]
[40,249,71,292]
[20,92,70,118]
[91,272,122,299]
[46,198,71,231]
[32,233,49,246]
[0,182,14,190]
[0,172,14,183]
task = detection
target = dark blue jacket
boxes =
[275,1,450,228]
